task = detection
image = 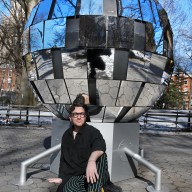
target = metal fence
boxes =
[0,105,53,126]
[139,109,192,131]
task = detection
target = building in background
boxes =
[0,64,16,97]
[171,71,192,110]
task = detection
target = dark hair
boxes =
[69,103,88,115]
[73,94,85,105]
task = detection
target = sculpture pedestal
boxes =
[50,118,140,182]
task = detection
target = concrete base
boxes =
[50,118,140,182]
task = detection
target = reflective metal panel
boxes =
[87,49,114,79]
[52,0,77,18]
[108,17,134,49]
[134,22,145,51]
[120,107,150,122]
[44,18,66,49]
[65,79,88,102]
[79,16,106,47]
[65,17,79,49]
[33,0,52,24]
[33,50,54,79]
[30,22,44,52]
[47,79,70,103]
[80,0,103,15]
[126,50,147,82]
[96,80,120,106]
[119,0,142,20]
[145,23,156,52]
[113,49,129,80]
[140,0,154,23]
[164,59,174,75]
[103,107,122,122]
[164,28,173,59]
[116,81,142,107]
[89,106,105,123]
[136,83,166,106]
[45,104,70,119]
[33,80,54,103]
[147,54,167,84]
[24,4,39,30]
[24,54,37,81]
[22,29,30,56]
[103,0,117,16]
[62,50,87,78]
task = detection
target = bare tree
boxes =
[159,0,192,73]
[0,0,38,105]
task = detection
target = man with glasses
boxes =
[48,103,109,192]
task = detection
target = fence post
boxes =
[144,112,148,129]
[187,110,191,131]
[26,109,29,124]
[175,110,178,129]
[38,110,40,126]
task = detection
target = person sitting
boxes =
[48,103,109,192]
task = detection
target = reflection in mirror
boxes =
[44,18,66,49]
[33,50,54,79]
[96,80,120,106]
[33,0,52,24]
[147,54,167,84]
[80,0,103,15]
[134,22,145,51]
[103,0,117,16]
[79,16,106,47]
[87,49,114,79]
[47,79,70,103]
[52,0,77,18]
[116,81,142,107]
[151,5,163,55]
[89,106,104,123]
[33,80,54,103]
[120,107,150,122]
[103,107,122,122]
[136,83,166,107]
[24,54,37,81]
[22,29,30,56]
[163,28,173,59]
[24,4,39,30]
[126,50,147,82]
[62,50,87,78]
[65,18,79,49]
[161,71,171,86]
[65,79,88,102]
[107,17,134,49]
[119,0,142,20]
[145,23,156,52]
[44,104,70,120]
[164,59,174,75]
[30,22,44,52]
[140,0,153,23]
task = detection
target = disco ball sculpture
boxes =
[23,0,173,122]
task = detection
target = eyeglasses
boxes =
[70,112,86,118]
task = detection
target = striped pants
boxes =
[63,153,109,192]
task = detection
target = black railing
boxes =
[0,105,53,126]
[139,109,192,131]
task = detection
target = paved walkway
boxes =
[0,126,192,192]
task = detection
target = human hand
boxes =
[47,178,62,184]
[86,161,99,183]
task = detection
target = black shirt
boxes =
[58,123,106,184]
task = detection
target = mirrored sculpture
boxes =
[23,0,174,122]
